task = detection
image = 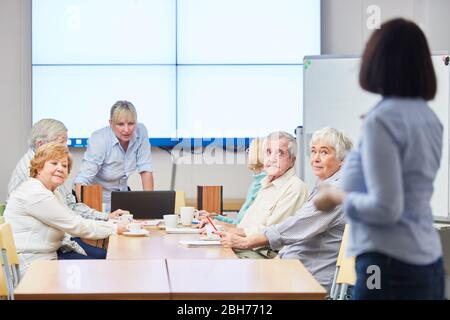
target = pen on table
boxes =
[206,216,222,238]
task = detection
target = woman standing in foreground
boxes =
[316,18,445,299]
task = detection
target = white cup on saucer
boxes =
[164,214,178,228]
[120,214,133,222]
[127,222,142,233]
[180,207,198,226]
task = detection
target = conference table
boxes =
[14,259,170,300]
[14,223,327,300]
[107,228,236,260]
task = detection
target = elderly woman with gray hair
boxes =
[7,118,127,260]
[5,142,128,275]
[219,127,353,291]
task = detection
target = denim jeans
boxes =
[353,252,445,300]
[57,237,107,260]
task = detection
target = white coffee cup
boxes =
[164,214,179,228]
[180,207,198,226]
[127,222,142,233]
[120,214,133,222]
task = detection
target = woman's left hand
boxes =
[314,184,346,212]
[109,209,129,219]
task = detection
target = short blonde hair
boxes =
[110,100,137,124]
[247,137,265,170]
[30,142,73,178]
[310,127,353,160]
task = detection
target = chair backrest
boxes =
[0,223,20,266]
[174,191,186,215]
[0,223,20,299]
[336,224,350,267]
[80,185,103,211]
[336,224,356,287]
[197,186,223,214]
[336,255,356,286]
[328,224,351,300]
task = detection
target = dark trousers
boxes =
[57,237,107,260]
[353,251,445,300]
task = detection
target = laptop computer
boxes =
[111,191,176,219]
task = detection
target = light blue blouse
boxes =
[343,97,443,265]
[74,123,153,211]
[214,171,267,224]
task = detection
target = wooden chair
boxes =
[79,185,108,248]
[197,186,223,214]
[329,224,352,300]
[0,223,21,300]
[174,190,186,215]
[336,254,356,300]
[80,185,103,212]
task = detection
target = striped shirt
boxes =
[263,170,345,291]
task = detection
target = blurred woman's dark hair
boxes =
[359,18,436,101]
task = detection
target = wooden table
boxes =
[14,260,170,300]
[167,259,327,300]
[14,228,327,300]
[107,228,236,260]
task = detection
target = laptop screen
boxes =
[111,191,176,219]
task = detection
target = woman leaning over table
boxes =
[74,100,154,212]
[315,18,445,300]
[4,142,128,276]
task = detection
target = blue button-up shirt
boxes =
[74,123,153,211]
[343,97,443,265]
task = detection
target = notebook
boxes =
[166,227,201,234]
[179,240,221,247]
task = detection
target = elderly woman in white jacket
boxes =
[5,142,128,275]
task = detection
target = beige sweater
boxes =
[4,178,116,275]
[238,168,308,236]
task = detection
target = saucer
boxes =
[123,230,149,237]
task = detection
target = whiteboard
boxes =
[302,55,450,218]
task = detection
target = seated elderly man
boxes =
[219,127,353,291]
[214,131,308,259]
[8,119,127,260]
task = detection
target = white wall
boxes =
[0,0,31,203]
[321,0,450,55]
[1,0,450,202]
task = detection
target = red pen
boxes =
[206,216,222,237]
